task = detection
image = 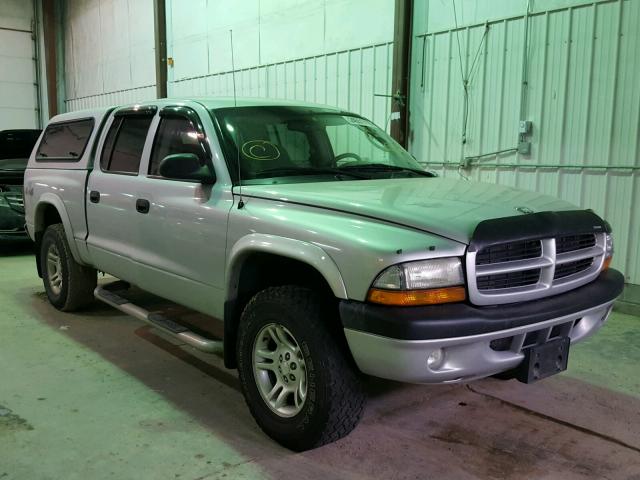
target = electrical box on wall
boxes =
[519,120,532,134]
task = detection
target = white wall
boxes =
[63,0,396,128]
[0,0,40,129]
[64,0,156,111]
[167,0,396,129]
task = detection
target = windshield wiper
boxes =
[339,164,436,177]
[254,167,368,179]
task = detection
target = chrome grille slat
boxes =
[467,232,605,305]
[556,246,602,264]
[476,256,553,276]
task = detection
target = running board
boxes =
[94,282,223,355]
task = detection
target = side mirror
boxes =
[158,153,215,184]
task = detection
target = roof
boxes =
[189,96,344,111]
[48,106,113,124]
[50,97,345,123]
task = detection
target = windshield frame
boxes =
[210,105,425,185]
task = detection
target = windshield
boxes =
[213,106,430,184]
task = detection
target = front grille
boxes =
[556,234,596,253]
[554,258,593,279]
[476,240,541,265]
[468,232,606,305]
[477,268,541,291]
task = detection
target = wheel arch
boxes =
[33,195,83,277]
[223,234,348,368]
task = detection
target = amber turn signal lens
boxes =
[367,286,466,306]
[602,256,612,271]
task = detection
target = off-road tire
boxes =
[237,286,365,451]
[41,223,97,311]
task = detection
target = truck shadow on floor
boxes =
[0,240,33,257]
[23,287,640,480]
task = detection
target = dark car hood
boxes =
[0,158,27,183]
[0,158,28,171]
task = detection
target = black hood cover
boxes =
[468,210,611,253]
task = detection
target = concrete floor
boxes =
[1,241,640,480]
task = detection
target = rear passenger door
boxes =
[85,106,156,283]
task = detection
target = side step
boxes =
[94,282,224,355]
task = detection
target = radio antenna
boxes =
[229,29,244,209]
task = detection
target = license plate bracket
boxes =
[516,336,570,384]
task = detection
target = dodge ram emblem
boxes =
[515,206,534,214]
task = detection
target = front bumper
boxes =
[340,269,624,383]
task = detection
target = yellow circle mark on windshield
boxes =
[241,140,281,161]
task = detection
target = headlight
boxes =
[603,233,613,270]
[368,257,466,306]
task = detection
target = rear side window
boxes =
[36,119,94,161]
[100,115,153,174]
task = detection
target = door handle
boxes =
[136,198,150,214]
[89,191,100,203]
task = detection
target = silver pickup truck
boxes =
[24,98,624,450]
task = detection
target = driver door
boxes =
[133,106,230,316]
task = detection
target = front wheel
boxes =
[237,286,365,451]
[40,223,97,311]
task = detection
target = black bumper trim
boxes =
[339,269,624,341]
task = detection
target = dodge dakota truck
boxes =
[24,98,624,450]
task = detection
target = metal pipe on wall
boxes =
[427,162,640,171]
[32,0,43,128]
[153,0,167,99]
[41,0,65,117]
[390,0,413,147]
[41,0,58,118]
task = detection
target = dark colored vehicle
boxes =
[0,129,42,241]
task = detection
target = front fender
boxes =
[222,233,348,369]
[226,233,348,300]
[34,193,83,263]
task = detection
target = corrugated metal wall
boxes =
[64,0,156,111]
[169,43,395,131]
[410,0,640,285]
[65,85,156,111]
[167,0,395,129]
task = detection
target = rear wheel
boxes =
[40,224,97,311]
[237,286,365,451]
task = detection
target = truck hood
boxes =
[239,177,578,244]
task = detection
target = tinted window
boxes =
[101,115,153,174]
[149,117,206,176]
[36,119,93,161]
[0,129,41,160]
